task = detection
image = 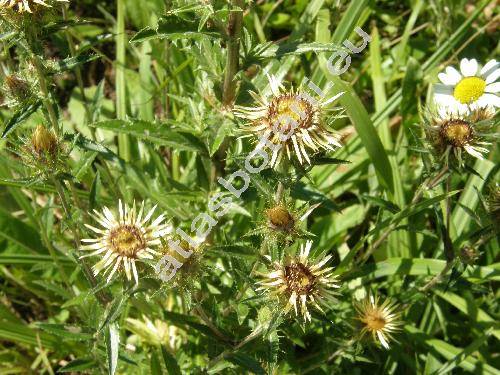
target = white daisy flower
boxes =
[234,74,344,167]
[434,58,500,114]
[257,241,339,322]
[80,200,171,285]
[0,0,67,13]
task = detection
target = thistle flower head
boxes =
[234,74,344,167]
[258,241,339,322]
[0,0,68,14]
[422,107,497,166]
[80,200,171,285]
[354,294,402,349]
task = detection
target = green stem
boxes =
[116,0,130,161]
[32,56,59,134]
[222,0,244,106]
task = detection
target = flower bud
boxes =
[31,125,58,158]
[265,206,295,231]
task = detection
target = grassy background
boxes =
[0,0,499,373]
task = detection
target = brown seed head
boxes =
[108,225,146,258]
[5,75,31,101]
[439,119,473,147]
[284,262,316,295]
[267,94,315,132]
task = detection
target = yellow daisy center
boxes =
[440,119,473,147]
[453,77,486,104]
[268,94,314,132]
[108,225,145,258]
[284,262,316,295]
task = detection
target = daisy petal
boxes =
[485,82,500,93]
[477,93,500,108]
[460,58,478,77]
[485,68,500,85]
[438,71,460,85]
[443,67,462,84]
[481,59,499,76]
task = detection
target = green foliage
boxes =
[0,0,498,374]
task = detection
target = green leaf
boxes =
[0,208,48,254]
[405,325,498,375]
[49,54,100,74]
[89,120,207,153]
[433,291,500,340]
[106,323,120,375]
[1,100,42,138]
[0,254,71,265]
[258,42,344,59]
[226,352,266,375]
[345,258,500,282]
[322,74,394,193]
[35,323,94,341]
[58,358,98,373]
[160,345,182,375]
[150,350,163,375]
[130,14,219,43]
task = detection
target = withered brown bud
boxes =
[459,246,479,265]
[265,206,295,231]
[5,75,31,101]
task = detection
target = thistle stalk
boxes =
[222,0,244,106]
[32,56,59,134]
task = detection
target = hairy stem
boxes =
[222,0,244,106]
[32,56,59,134]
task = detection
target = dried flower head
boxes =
[3,74,32,103]
[80,201,171,285]
[354,294,402,349]
[235,74,344,167]
[423,107,497,166]
[258,241,339,322]
[0,0,67,13]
